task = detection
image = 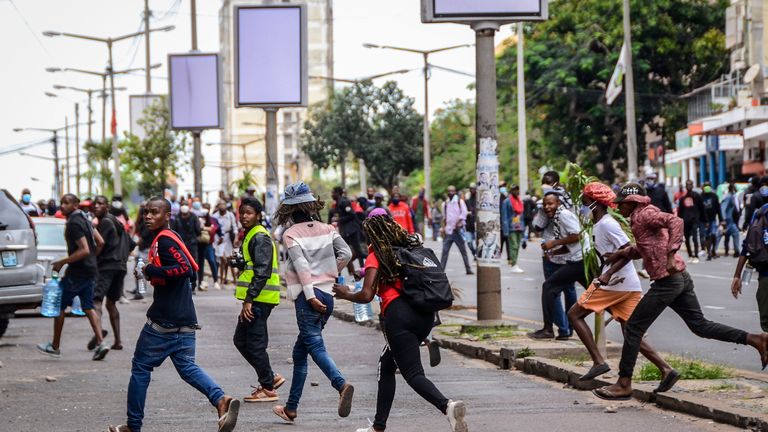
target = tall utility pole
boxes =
[473,23,502,321]
[623,0,638,181]
[190,0,203,198]
[265,108,279,215]
[75,103,81,195]
[65,116,71,193]
[144,0,153,93]
[516,23,528,195]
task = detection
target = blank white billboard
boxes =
[168,53,221,130]
[235,5,308,108]
[422,0,547,22]
[435,0,541,15]
[129,94,163,141]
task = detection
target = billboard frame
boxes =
[129,93,164,140]
[167,51,222,131]
[421,0,548,24]
[234,3,308,108]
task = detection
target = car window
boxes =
[0,190,31,231]
[35,223,66,248]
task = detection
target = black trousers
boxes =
[618,271,748,378]
[343,230,368,268]
[374,298,448,430]
[683,220,699,258]
[233,302,277,390]
[542,260,588,330]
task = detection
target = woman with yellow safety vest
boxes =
[231,197,285,403]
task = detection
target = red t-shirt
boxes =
[364,247,402,315]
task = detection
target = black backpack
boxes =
[744,206,768,272]
[394,246,453,313]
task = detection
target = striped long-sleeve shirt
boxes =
[282,221,352,301]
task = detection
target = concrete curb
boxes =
[332,306,768,430]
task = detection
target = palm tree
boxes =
[230,169,258,196]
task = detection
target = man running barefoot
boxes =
[593,184,768,401]
[107,197,239,432]
[567,183,677,390]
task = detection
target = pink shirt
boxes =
[625,199,686,280]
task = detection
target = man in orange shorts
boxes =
[567,182,677,389]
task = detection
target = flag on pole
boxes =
[605,43,627,106]
[111,109,117,136]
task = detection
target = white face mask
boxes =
[180,205,190,214]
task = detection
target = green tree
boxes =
[230,169,258,196]
[496,0,729,182]
[83,139,113,194]
[301,81,422,191]
[121,97,189,198]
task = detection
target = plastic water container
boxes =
[136,257,147,294]
[70,296,86,316]
[41,274,62,318]
[742,267,754,289]
[353,280,374,322]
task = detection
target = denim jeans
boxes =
[198,243,218,285]
[463,230,477,257]
[286,289,346,411]
[715,222,741,255]
[618,271,748,378]
[542,258,577,336]
[440,230,472,273]
[127,324,225,432]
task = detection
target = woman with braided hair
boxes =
[567,182,677,389]
[334,209,468,432]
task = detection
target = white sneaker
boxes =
[200,281,209,290]
[214,282,221,290]
[355,419,375,432]
[118,296,131,304]
[510,265,524,274]
[691,258,700,264]
[446,400,468,432]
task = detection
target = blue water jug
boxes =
[353,280,374,322]
[41,273,62,318]
[70,296,86,316]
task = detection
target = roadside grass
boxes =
[635,356,732,381]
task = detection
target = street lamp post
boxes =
[43,25,174,195]
[363,43,471,201]
[310,69,413,191]
[206,138,264,173]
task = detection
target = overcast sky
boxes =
[0,0,510,201]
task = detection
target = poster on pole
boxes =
[235,4,308,108]
[129,94,163,141]
[168,53,222,130]
[422,0,548,23]
[476,137,501,267]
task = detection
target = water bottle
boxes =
[352,280,374,322]
[41,273,62,318]
[742,267,754,289]
[70,296,86,316]
[136,257,147,295]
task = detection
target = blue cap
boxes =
[282,182,317,205]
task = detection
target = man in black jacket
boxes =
[172,204,202,291]
[743,176,765,231]
[700,181,722,260]
[677,180,705,263]
[331,186,367,274]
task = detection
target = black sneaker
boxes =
[527,329,554,339]
[555,332,572,341]
[87,329,108,351]
[92,343,110,361]
[428,340,441,367]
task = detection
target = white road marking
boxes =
[703,305,725,310]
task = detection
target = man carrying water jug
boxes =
[37,193,110,361]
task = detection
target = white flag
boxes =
[605,43,627,106]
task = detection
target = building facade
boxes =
[218,0,333,195]
[665,0,768,188]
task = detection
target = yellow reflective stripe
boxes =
[236,281,250,287]
[262,285,281,291]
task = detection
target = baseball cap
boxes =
[613,183,647,204]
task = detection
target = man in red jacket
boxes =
[388,188,414,234]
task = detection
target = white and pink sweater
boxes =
[282,221,352,301]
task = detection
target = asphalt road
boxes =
[0,278,736,432]
[434,238,767,372]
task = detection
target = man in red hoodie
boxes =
[388,188,414,235]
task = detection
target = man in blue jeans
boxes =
[107,197,239,432]
[37,193,110,361]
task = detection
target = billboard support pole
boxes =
[193,132,202,198]
[265,107,279,219]
[473,22,502,321]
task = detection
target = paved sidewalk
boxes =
[0,287,737,431]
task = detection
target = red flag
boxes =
[111,109,117,136]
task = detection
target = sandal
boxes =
[654,370,680,393]
[111,344,123,350]
[579,363,610,381]
[338,383,355,417]
[592,387,631,401]
[217,398,240,432]
[272,405,297,422]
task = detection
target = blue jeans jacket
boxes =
[286,288,346,411]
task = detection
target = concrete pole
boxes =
[190,0,203,198]
[473,23,502,321]
[65,116,71,193]
[52,132,61,199]
[516,22,528,195]
[423,53,432,202]
[101,76,107,145]
[108,42,122,195]
[359,158,367,195]
[75,103,81,196]
[144,0,152,93]
[623,0,639,181]
[190,0,198,51]
[86,90,93,195]
[265,108,279,218]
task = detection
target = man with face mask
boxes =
[19,188,41,217]
[439,186,473,275]
[700,182,722,260]
[677,180,705,263]
[744,177,768,231]
[388,187,415,235]
[501,184,525,273]
[171,204,202,292]
[644,172,672,214]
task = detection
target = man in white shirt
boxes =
[567,182,676,391]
